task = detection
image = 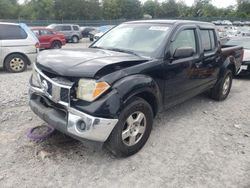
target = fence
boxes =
[0,17,249,27]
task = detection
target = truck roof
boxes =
[125,20,214,28]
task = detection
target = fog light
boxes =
[76,120,86,132]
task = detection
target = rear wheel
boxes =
[209,69,233,101]
[4,54,28,73]
[71,36,79,43]
[51,41,62,49]
[106,97,153,157]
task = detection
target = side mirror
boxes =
[173,47,195,59]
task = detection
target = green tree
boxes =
[0,0,18,19]
[142,0,160,18]
[159,0,180,18]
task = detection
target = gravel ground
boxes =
[1,41,250,187]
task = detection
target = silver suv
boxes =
[47,24,82,43]
[0,22,39,73]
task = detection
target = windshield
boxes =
[91,23,171,57]
[226,38,250,49]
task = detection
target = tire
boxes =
[209,69,233,101]
[106,97,153,157]
[71,36,79,43]
[51,41,62,49]
[4,54,28,73]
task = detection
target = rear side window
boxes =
[73,26,79,31]
[40,30,53,35]
[0,24,28,40]
[200,29,216,52]
[61,26,71,31]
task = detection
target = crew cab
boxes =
[29,20,243,157]
[31,27,66,49]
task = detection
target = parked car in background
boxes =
[80,27,96,38]
[226,37,250,74]
[238,27,250,37]
[222,20,233,26]
[29,20,243,156]
[92,25,115,41]
[233,21,244,26]
[31,27,66,49]
[0,22,39,73]
[212,20,223,25]
[47,24,82,43]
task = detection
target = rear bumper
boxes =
[29,86,118,143]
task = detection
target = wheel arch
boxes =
[220,57,236,77]
[113,74,163,117]
[3,52,31,69]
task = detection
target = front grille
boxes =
[36,68,73,106]
[60,88,70,103]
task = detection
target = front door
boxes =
[164,26,204,108]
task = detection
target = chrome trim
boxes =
[30,86,69,107]
[34,64,72,89]
[29,86,118,142]
[67,108,118,142]
[33,64,73,107]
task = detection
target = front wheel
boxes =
[106,97,153,157]
[209,69,233,101]
[4,54,28,73]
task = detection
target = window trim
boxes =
[200,29,217,54]
[171,28,198,56]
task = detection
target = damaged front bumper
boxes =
[29,68,118,143]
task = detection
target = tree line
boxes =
[1,0,250,20]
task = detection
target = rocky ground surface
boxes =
[1,41,250,188]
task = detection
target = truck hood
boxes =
[36,48,149,78]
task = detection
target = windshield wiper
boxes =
[105,48,141,57]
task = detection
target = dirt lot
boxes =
[1,41,250,187]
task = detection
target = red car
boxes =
[31,27,66,49]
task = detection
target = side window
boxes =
[200,29,216,52]
[73,26,79,31]
[62,26,71,31]
[40,30,53,35]
[54,26,61,31]
[0,24,28,40]
[172,29,197,54]
[209,30,216,49]
[32,29,40,36]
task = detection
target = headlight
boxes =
[76,79,110,102]
[31,66,41,87]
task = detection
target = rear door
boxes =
[61,25,72,40]
[198,28,220,84]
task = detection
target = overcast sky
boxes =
[19,0,237,8]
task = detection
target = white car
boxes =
[0,22,39,73]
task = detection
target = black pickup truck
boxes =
[29,20,243,157]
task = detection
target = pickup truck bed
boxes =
[221,45,243,74]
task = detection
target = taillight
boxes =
[35,42,40,49]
